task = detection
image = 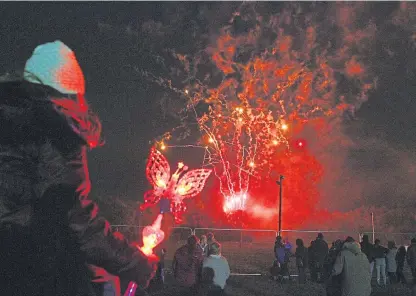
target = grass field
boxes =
[153,241,414,296]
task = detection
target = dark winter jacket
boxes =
[360,240,374,263]
[295,246,308,268]
[396,247,406,269]
[373,245,388,259]
[0,81,156,296]
[407,243,416,269]
[172,244,204,287]
[312,238,329,266]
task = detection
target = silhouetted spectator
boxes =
[373,239,388,287]
[202,241,230,295]
[311,233,329,282]
[407,238,416,284]
[200,235,208,256]
[274,236,290,281]
[325,239,344,280]
[308,241,316,280]
[325,240,344,296]
[295,239,308,284]
[332,238,371,296]
[386,241,398,284]
[396,246,407,284]
[148,248,167,293]
[207,232,217,256]
[360,234,375,275]
[172,235,204,295]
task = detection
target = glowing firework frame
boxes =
[141,147,212,223]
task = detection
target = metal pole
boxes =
[276,175,284,236]
[240,211,243,248]
[371,212,375,244]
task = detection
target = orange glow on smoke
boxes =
[345,56,364,77]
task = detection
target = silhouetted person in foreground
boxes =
[0,41,157,296]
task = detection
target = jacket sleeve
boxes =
[332,253,344,276]
[67,193,157,288]
[172,250,178,275]
[406,247,411,265]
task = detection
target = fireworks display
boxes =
[136,2,416,230]
[148,4,377,227]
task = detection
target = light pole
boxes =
[276,175,284,236]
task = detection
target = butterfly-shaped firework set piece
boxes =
[140,147,212,224]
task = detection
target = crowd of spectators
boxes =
[148,232,230,296]
[271,233,416,296]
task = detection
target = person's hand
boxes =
[134,251,159,288]
[118,250,159,292]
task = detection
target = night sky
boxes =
[1,2,415,227]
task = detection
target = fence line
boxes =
[110,225,415,246]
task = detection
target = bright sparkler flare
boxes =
[140,214,165,256]
[281,124,288,131]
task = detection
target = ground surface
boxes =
[151,241,414,296]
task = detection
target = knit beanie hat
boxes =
[23,40,85,95]
[22,41,102,148]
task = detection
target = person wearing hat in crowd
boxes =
[0,41,157,296]
[331,237,371,296]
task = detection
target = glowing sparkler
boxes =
[140,214,165,256]
[140,147,212,224]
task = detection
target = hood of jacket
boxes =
[343,242,361,255]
